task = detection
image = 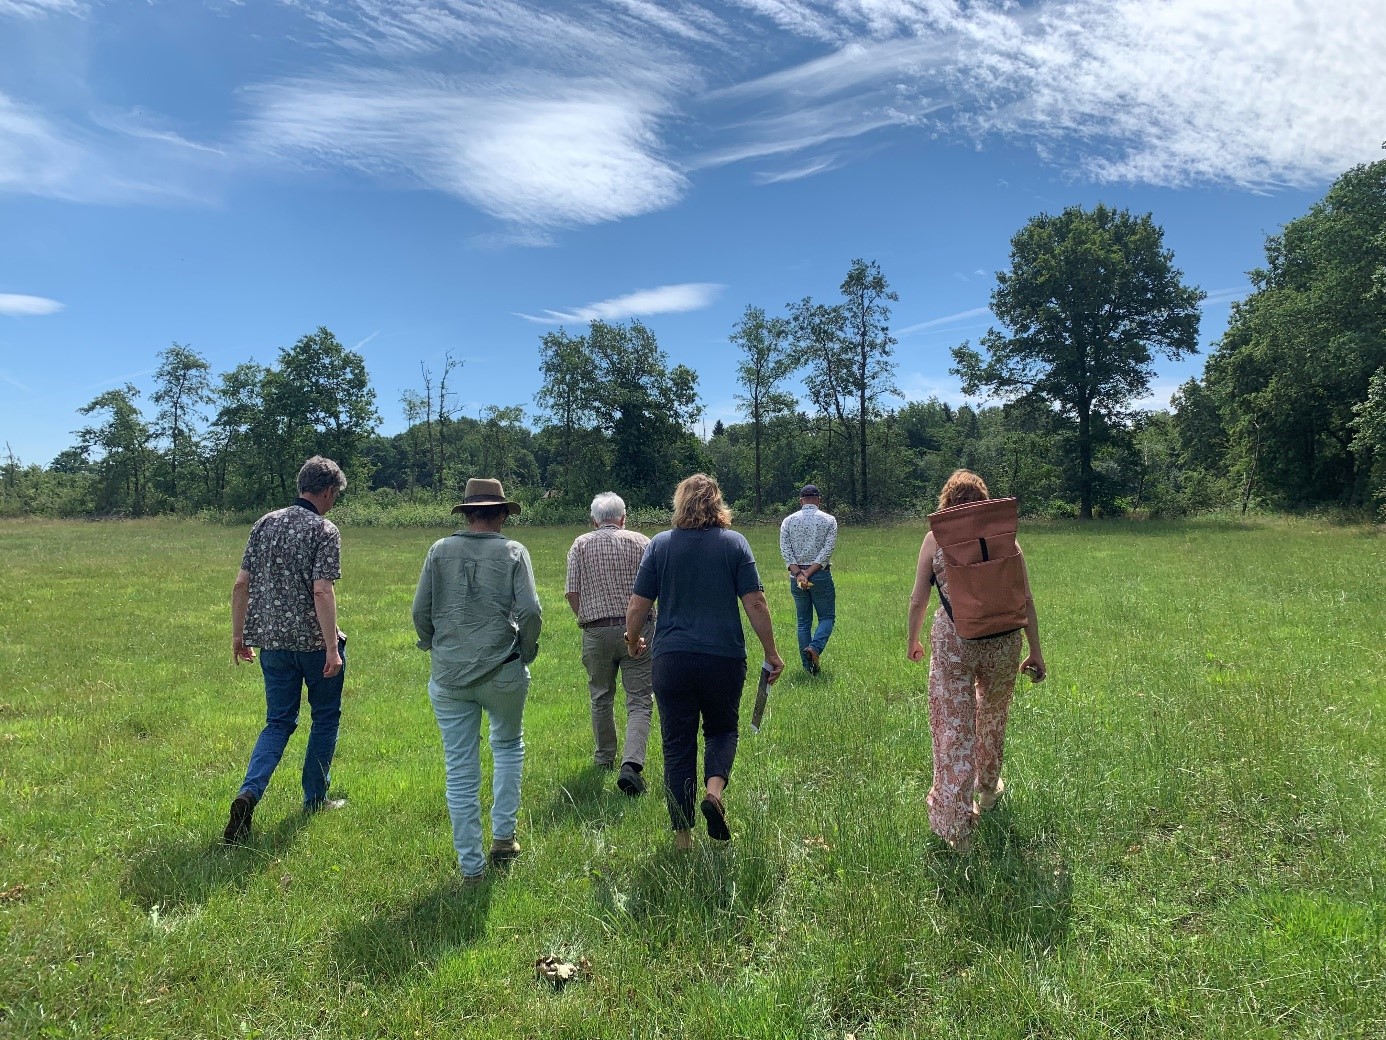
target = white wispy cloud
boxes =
[0,293,63,316]
[754,155,844,184]
[897,306,991,337]
[715,0,1386,189]
[0,369,34,392]
[518,282,724,324]
[0,0,83,18]
[242,73,689,229]
[0,93,221,204]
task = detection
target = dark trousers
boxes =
[652,651,747,831]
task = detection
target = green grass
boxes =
[1,516,1382,1039]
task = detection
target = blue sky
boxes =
[2,0,1383,467]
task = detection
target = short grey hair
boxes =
[297,456,347,496]
[590,492,626,524]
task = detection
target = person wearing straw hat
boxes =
[413,477,542,884]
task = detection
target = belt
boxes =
[580,616,626,629]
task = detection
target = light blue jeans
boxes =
[428,657,529,877]
[790,569,836,661]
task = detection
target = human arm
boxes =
[231,568,254,664]
[564,542,582,616]
[624,594,654,657]
[1018,547,1046,681]
[906,533,936,663]
[513,547,543,664]
[807,517,837,575]
[739,590,785,683]
[411,552,434,650]
[313,579,342,678]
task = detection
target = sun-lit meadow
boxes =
[1,516,1382,1039]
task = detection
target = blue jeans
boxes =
[240,637,346,808]
[790,569,836,661]
[429,657,529,877]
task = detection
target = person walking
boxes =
[905,469,1046,853]
[225,455,349,843]
[779,484,838,675]
[565,492,654,795]
[413,478,542,883]
[625,473,784,850]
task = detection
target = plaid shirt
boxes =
[240,501,342,651]
[565,525,651,625]
[779,504,838,568]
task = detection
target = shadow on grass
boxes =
[590,837,785,949]
[121,813,310,913]
[929,805,1073,952]
[330,879,493,980]
[531,764,625,827]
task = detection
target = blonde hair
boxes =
[672,473,732,530]
[938,469,990,510]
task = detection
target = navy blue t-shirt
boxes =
[632,527,763,659]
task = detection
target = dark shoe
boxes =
[802,646,821,675]
[305,796,347,814]
[700,793,731,842]
[490,836,522,867]
[462,871,487,888]
[595,759,615,771]
[223,793,255,844]
[617,762,646,796]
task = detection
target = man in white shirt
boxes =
[779,484,838,675]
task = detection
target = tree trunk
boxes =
[1078,402,1093,520]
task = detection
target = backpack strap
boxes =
[929,571,955,622]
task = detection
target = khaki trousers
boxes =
[580,621,654,768]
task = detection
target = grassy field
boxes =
[1,516,1383,1039]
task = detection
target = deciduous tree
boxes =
[953,205,1203,519]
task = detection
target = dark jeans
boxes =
[239,637,346,807]
[652,651,747,831]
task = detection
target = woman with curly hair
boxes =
[625,474,785,850]
[906,469,1046,853]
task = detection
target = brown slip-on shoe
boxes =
[700,793,731,842]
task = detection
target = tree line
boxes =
[3,160,1383,522]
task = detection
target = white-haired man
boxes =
[565,492,654,795]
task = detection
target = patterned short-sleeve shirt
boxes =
[240,502,342,651]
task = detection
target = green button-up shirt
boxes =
[412,530,542,687]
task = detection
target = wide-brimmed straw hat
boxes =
[451,477,522,516]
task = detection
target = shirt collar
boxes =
[801,504,820,513]
[295,497,320,515]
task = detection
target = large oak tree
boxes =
[953,205,1203,519]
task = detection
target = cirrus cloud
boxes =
[518,282,725,324]
[0,293,63,316]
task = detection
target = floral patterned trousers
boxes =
[926,616,1022,844]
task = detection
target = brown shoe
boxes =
[700,793,731,842]
[490,836,522,867]
[802,646,821,675]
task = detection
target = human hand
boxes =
[764,652,785,684]
[796,576,813,590]
[625,633,647,658]
[907,639,926,663]
[1021,654,1046,683]
[323,648,344,678]
[233,640,255,665]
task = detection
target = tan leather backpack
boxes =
[927,497,1029,639]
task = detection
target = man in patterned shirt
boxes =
[225,456,348,843]
[565,492,653,796]
[779,484,838,675]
